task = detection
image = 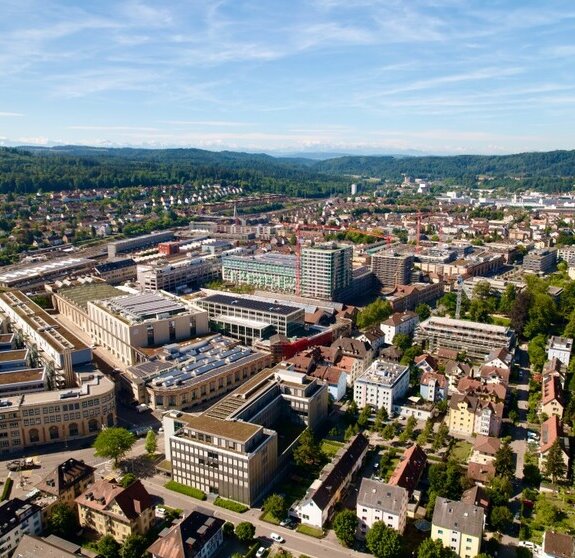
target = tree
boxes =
[119,473,137,488]
[433,422,449,450]
[223,521,235,537]
[357,406,372,428]
[120,534,147,558]
[490,506,513,533]
[499,284,516,315]
[392,333,412,352]
[97,535,121,558]
[523,463,542,487]
[93,427,136,468]
[527,334,547,372]
[488,476,514,507]
[357,299,393,329]
[417,538,458,558]
[415,303,431,321]
[235,521,256,543]
[400,345,423,366]
[544,440,567,483]
[524,292,556,339]
[263,494,287,521]
[494,441,515,478]
[333,509,358,547]
[365,521,402,558]
[510,290,531,336]
[145,429,157,456]
[293,428,322,469]
[382,423,395,440]
[47,503,78,538]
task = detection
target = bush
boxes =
[0,478,13,501]
[165,481,206,500]
[235,521,256,543]
[214,497,248,513]
[244,543,262,558]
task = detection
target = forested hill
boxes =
[313,150,575,180]
[0,145,574,194]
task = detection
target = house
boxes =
[13,534,99,557]
[309,365,347,401]
[291,433,368,529]
[542,374,565,418]
[444,360,472,393]
[544,358,567,389]
[76,479,154,542]
[0,498,43,557]
[461,486,490,510]
[456,378,507,401]
[331,338,374,384]
[431,497,485,558]
[539,416,569,478]
[466,461,496,484]
[478,365,510,385]
[414,354,439,374]
[380,311,419,345]
[420,371,448,403]
[547,336,573,367]
[388,444,427,496]
[357,479,408,537]
[147,510,225,558]
[483,347,513,370]
[542,531,575,558]
[356,327,386,353]
[36,458,95,509]
[448,392,503,437]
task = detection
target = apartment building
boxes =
[386,282,444,312]
[195,292,304,345]
[94,258,137,285]
[431,497,484,558]
[539,415,569,478]
[448,392,504,437]
[36,458,95,508]
[523,247,557,274]
[300,244,353,301]
[0,499,43,558]
[354,360,410,414]
[420,371,448,403]
[88,291,209,365]
[357,479,408,536]
[414,317,514,361]
[371,251,414,289]
[557,247,575,266]
[542,374,565,418]
[76,479,154,543]
[222,253,297,294]
[137,255,221,292]
[107,231,174,258]
[380,311,419,345]
[547,336,573,366]
[164,367,328,505]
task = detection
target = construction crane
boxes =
[455,275,464,319]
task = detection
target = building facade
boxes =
[547,336,572,366]
[0,499,42,558]
[300,244,353,301]
[357,479,408,536]
[354,360,410,414]
[222,253,296,294]
[371,251,414,289]
[380,311,419,345]
[137,256,221,292]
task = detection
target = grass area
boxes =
[449,440,472,463]
[261,510,281,525]
[214,497,248,513]
[522,490,575,544]
[274,472,309,508]
[321,439,344,458]
[296,524,324,538]
[165,480,206,500]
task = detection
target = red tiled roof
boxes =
[388,444,427,494]
[421,371,447,389]
[540,415,562,454]
[467,461,496,483]
[473,435,501,456]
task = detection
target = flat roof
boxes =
[215,314,271,330]
[57,283,124,311]
[104,291,189,321]
[200,293,300,316]
[0,257,92,285]
[421,316,509,334]
[180,413,261,443]
[0,368,45,386]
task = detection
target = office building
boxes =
[353,360,410,414]
[195,292,304,345]
[431,497,484,558]
[107,231,174,258]
[94,258,137,285]
[88,291,209,365]
[164,367,328,505]
[357,479,408,536]
[523,247,557,274]
[557,247,575,266]
[76,479,154,543]
[371,251,414,289]
[547,336,573,366]
[414,317,514,361]
[0,498,43,558]
[300,244,352,301]
[137,255,221,292]
[222,253,296,294]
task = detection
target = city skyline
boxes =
[1,0,574,155]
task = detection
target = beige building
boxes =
[447,392,503,437]
[431,497,484,558]
[76,478,154,543]
[357,479,408,536]
[88,291,209,365]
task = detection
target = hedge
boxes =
[214,496,248,513]
[1,478,13,502]
[244,543,261,558]
[296,524,324,538]
[165,481,206,500]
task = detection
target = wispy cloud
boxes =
[0,112,23,117]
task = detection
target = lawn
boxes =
[321,439,344,458]
[449,440,472,463]
[522,490,575,544]
[261,510,281,525]
[296,524,324,538]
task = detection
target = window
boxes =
[29,429,39,443]
[69,423,79,437]
[88,419,99,433]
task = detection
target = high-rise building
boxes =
[370,250,414,289]
[300,243,352,301]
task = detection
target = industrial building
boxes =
[222,253,297,293]
[371,250,414,289]
[0,257,95,289]
[94,258,137,285]
[300,244,353,301]
[87,291,209,365]
[414,317,515,361]
[107,231,175,259]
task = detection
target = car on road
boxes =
[7,457,40,471]
[256,547,267,558]
[270,533,284,543]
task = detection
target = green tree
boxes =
[145,429,157,456]
[494,441,515,478]
[235,521,256,543]
[96,535,121,558]
[490,506,513,533]
[510,290,531,336]
[47,503,78,538]
[293,428,322,469]
[393,333,412,352]
[120,534,147,558]
[524,293,556,339]
[400,345,423,366]
[527,334,547,372]
[488,476,514,507]
[357,406,372,428]
[263,494,287,521]
[357,299,393,329]
[415,303,431,321]
[382,423,395,440]
[523,463,542,487]
[499,284,516,315]
[417,538,458,558]
[93,427,136,468]
[333,509,358,547]
[365,521,402,558]
[544,440,567,483]
[119,473,137,488]
[433,422,449,450]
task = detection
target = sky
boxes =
[1,0,575,155]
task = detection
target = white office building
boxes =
[354,360,410,414]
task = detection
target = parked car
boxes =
[256,547,267,558]
[270,533,284,543]
[279,519,290,527]
[7,457,40,471]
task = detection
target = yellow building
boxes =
[431,497,484,558]
[447,391,503,437]
[76,478,154,543]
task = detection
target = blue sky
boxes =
[1,0,574,155]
